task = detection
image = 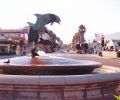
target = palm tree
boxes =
[78,24,86,43]
[71,24,86,52]
[78,24,86,33]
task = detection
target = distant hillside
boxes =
[105,32,120,40]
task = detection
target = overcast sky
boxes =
[0,0,120,44]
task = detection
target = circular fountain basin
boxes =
[0,66,120,100]
[0,55,120,100]
[0,56,101,75]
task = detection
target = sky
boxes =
[0,0,120,44]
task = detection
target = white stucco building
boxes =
[106,40,120,51]
[105,32,120,51]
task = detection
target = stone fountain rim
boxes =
[0,56,120,86]
[0,65,120,86]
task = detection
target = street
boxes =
[48,53,120,67]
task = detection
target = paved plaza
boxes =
[48,53,120,67]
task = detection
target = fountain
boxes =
[0,55,101,75]
[0,13,120,100]
[0,54,120,100]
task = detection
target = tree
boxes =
[79,24,86,33]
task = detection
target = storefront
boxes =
[0,28,29,55]
[0,40,17,55]
[0,44,10,54]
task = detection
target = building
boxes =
[105,32,120,51]
[105,40,120,51]
[0,28,29,43]
[105,32,120,40]
[0,28,29,54]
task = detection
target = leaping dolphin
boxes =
[27,22,49,44]
[27,13,61,44]
[34,13,61,32]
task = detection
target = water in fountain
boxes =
[0,51,102,75]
